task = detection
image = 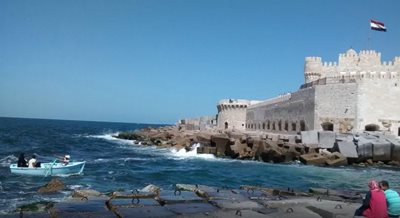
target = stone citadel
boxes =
[213,49,400,136]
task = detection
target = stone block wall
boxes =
[246,87,315,133]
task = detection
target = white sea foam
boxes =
[169,143,216,160]
[0,155,17,167]
[93,133,217,160]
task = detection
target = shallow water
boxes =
[0,117,399,214]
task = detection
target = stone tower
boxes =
[304,56,322,83]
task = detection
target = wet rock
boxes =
[38,178,65,193]
[140,184,161,195]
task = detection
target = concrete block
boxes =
[211,135,232,156]
[209,199,262,210]
[357,137,373,160]
[301,131,319,145]
[54,200,110,213]
[336,141,358,158]
[299,153,327,166]
[381,136,400,161]
[288,136,297,144]
[325,152,348,166]
[318,131,336,148]
[389,139,400,161]
[164,203,217,215]
[116,206,176,218]
[158,191,204,204]
[206,189,247,201]
[372,139,391,161]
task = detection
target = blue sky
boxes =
[1,0,399,124]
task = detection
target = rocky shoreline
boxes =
[116,125,400,168]
[4,177,364,218]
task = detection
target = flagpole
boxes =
[368,20,371,49]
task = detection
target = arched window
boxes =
[321,122,334,131]
[300,120,306,131]
[224,122,229,129]
[365,124,380,131]
[284,121,289,131]
[291,122,297,131]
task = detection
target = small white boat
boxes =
[10,161,85,176]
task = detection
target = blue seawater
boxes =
[1,117,400,213]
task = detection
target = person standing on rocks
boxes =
[380,180,400,218]
[354,180,388,218]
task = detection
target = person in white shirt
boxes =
[28,155,37,168]
[62,155,70,165]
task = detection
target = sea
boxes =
[1,117,400,214]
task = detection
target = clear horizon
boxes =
[1,0,399,124]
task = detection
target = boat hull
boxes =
[10,161,85,176]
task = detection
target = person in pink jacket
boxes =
[355,180,388,218]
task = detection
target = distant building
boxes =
[245,49,400,135]
[178,115,217,131]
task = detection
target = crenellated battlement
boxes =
[304,49,400,84]
[322,61,338,67]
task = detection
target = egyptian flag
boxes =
[370,19,387,32]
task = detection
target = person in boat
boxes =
[62,155,70,165]
[355,180,388,218]
[380,180,400,218]
[17,153,28,167]
[28,155,37,168]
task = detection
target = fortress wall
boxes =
[314,83,358,133]
[357,78,400,135]
[246,87,316,133]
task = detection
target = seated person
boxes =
[28,155,37,168]
[380,180,400,218]
[17,153,28,167]
[62,155,70,165]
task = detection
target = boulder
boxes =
[299,153,327,166]
[38,178,65,193]
[260,147,286,163]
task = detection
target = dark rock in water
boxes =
[38,178,65,193]
[18,201,54,212]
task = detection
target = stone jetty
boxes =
[5,181,364,218]
[116,125,400,168]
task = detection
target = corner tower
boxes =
[304,56,322,83]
